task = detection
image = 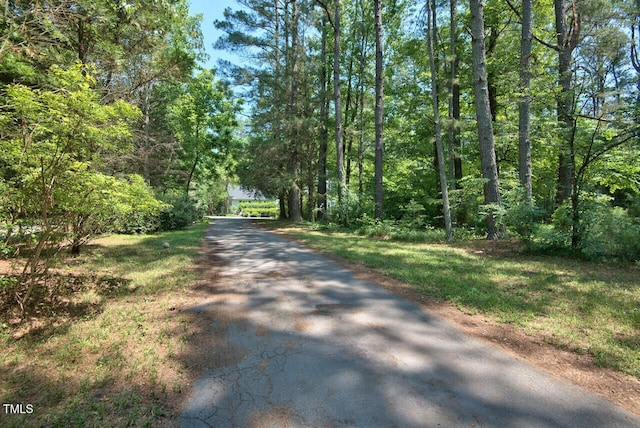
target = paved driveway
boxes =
[180,217,639,427]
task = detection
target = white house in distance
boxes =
[227,184,267,211]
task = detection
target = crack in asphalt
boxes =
[180,218,640,428]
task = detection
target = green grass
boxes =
[272,222,640,378]
[0,222,207,427]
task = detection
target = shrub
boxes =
[450,176,486,230]
[157,196,203,231]
[400,199,427,229]
[504,188,545,244]
[532,195,640,262]
[581,205,640,262]
[237,201,279,218]
[326,190,375,226]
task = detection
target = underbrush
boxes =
[0,222,207,427]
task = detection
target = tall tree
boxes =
[447,0,461,192]
[373,0,384,219]
[470,0,501,240]
[553,0,580,207]
[287,0,303,222]
[333,0,347,216]
[215,0,301,219]
[427,0,453,241]
[317,16,330,220]
[167,69,238,198]
[518,0,533,204]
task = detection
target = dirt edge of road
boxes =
[267,227,640,417]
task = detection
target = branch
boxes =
[632,24,640,73]
[315,0,335,31]
[503,0,560,51]
[568,2,581,51]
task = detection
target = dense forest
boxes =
[1,0,640,309]
[219,0,640,260]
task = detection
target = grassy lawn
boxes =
[0,222,208,427]
[270,222,640,379]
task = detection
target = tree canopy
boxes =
[215,0,639,259]
[0,1,240,310]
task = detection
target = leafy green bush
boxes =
[532,195,640,262]
[326,190,375,226]
[504,188,545,243]
[157,195,203,231]
[106,175,168,235]
[581,205,640,262]
[353,214,446,243]
[238,201,279,217]
[450,176,486,230]
[400,199,427,229]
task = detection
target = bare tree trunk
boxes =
[554,0,579,207]
[333,0,346,215]
[317,17,329,220]
[374,0,384,219]
[357,55,366,198]
[448,0,460,193]
[142,82,151,185]
[287,0,302,222]
[427,0,453,241]
[470,0,501,240]
[518,0,533,203]
[279,190,288,220]
[554,0,582,248]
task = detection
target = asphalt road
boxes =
[180,217,640,428]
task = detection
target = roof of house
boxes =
[228,185,265,200]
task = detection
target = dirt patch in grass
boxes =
[268,227,640,417]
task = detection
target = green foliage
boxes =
[580,205,640,262]
[105,176,169,235]
[351,214,447,243]
[167,69,240,196]
[0,64,142,247]
[399,199,427,229]
[450,176,487,231]
[238,201,279,218]
[156,195,203,231]
[0,64,170,312]
[504,188,545,243]
[532,195,640,262]
[326,189,375,226]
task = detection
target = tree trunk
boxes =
[344,54,355,187]
[185,150,199,197]
[279,191,288,220]
[427,0,453,241]
[333,0,346,214]
[554,0,579,207]
[448,0,460,192]
[317,19,328,220]
[470,0,501,240]
[518,0,533,203]
[374,0,384,219]
[287,0,302,222]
